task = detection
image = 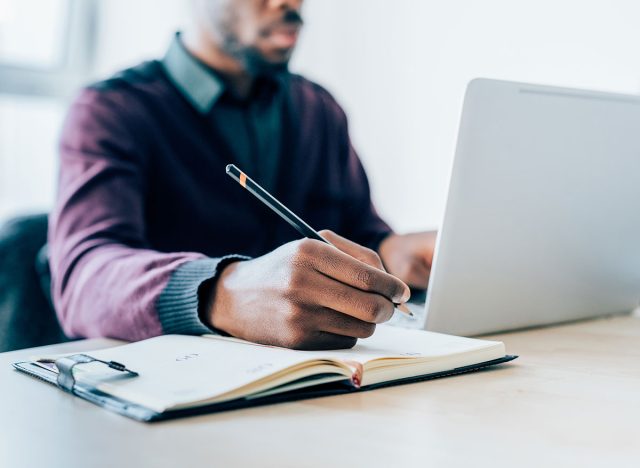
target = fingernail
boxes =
[394,288,411,304]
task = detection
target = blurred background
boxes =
[2,0,640,232]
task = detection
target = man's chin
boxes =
[244,49,292,76]
[256,60,290,77]
[222,39,293,76]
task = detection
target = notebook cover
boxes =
[13,355,517,422]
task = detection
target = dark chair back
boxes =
[0,214,68,352]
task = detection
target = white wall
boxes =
[0,95,63,218]
[6,0,640,232]
[91,0,189,77]
[292,0,640,232]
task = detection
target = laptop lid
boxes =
[422,78,640,336]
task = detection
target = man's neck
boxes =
[182,30,254,100]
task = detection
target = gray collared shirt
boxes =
[162,33,283,191]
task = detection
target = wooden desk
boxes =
[2,315,639,468]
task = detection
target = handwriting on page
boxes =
[175,353,200,362]
[246,363,273,374]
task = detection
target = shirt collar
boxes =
[161,32,224,114]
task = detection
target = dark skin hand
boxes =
[207,230,411,350]
[378,231,438,289]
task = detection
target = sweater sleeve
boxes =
[48,88,237,341]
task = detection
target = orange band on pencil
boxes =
[239,172,247,188]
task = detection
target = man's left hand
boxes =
[378,231,438,289]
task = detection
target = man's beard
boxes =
[216,9,302,77]
[220,35,290,76]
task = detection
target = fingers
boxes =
[310,308,376,339]
[378,231,436,288]
[278,304,369,350]
[293,331,358,351]
[319,229,385,270]
[299,272,394,324]
[291,237,410,304]
[405,260,431,289]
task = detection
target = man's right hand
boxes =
[205,230,411,350]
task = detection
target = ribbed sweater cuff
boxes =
[156,256,248,335]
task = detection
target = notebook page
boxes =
[66,327,504,412]
[77,335,347,412]
[203,326,505,386]
[203,326,504,367]
[300,325,504,363]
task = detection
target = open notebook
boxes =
[13,325,516,422]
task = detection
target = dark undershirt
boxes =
[163,33,284,192]
[210,79,283,192]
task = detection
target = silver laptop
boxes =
[394,78,640,336]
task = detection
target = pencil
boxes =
[225,164,413,317]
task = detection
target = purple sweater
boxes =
[49,60,392,341]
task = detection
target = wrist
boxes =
[206,260,241,335]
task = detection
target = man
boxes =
[49,0,437,350]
